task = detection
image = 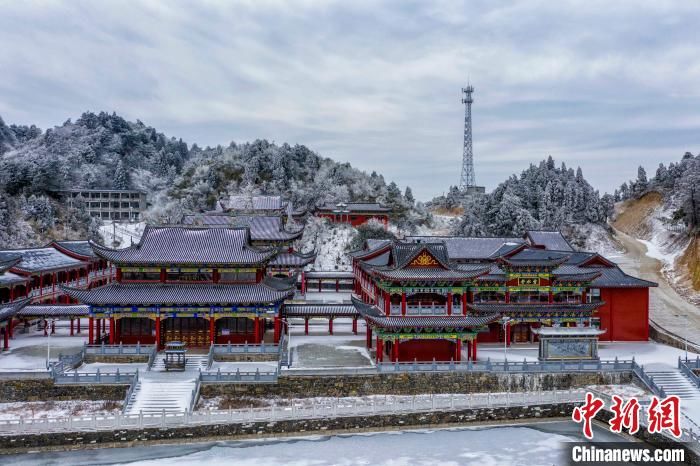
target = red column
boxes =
[455,339,462,362]
[335,279,339,292]
[304,318,309,335]
[505,322,511,347]
[301,272,306,294]
[505,291,510,304]
[70,318,74,336]
[39,274,44,297]
[548,290,554,304]
[318,279,321,292]
[352,318,358,334]
[155,315,161,349]
[366,325,372,348]
[160,268,166,283]
[103,318,106,334]
[2,328,8,351]
[88,317,94,344]
[376,337,383,363]
[115,267,121,282]
[109,317,115,344]
[462,293,467,315]
[384,292,390,314]
[77,318,81,334]
[328,318,333,335]
[51,321,55,334]
[7,318,13,339]
[52,272,56,303]
[471,339,477,361]
[392,338,399,362]
[273,316,281,344]
[467,339,472,360]
[253,317,260,344]
[401,292,406,316]
[209,317,216,345]
[447,292,453,315]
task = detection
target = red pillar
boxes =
[88,317,94,344]
[115,267,121,282]
[155,315,161,350]
[376,337,383,363]
[304,318,309,335]
[2,328,8,351]
[210,317,215,345]
[384,291,390,314]
[102,318,106,334]
[505,291,510,304]
[505,322,511,347]
[335,279,339,292]
[7,318,13,339]
[392,338,399,362]
[318,279,321,292]
[455,339,462,362]
[401,292,406,316]
[462,293,467,315]
[447,292,453,315]
[253,317,260,344]
[366,325,372,348]
[160,268,166,283]
[548,290,554,304]
[328,318,333,335]
[471,339,477,361]
[77,318,81,334]
[301,272,306,294]
[273,316,281,344]
[52,272,56,303]
[109,317,115,344]
[352,318,358,334]
[467,339,472,360]
[70,318,74,336]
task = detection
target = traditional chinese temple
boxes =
[351,230,656,362]
[63,227,296,348]
[315,202,390,229]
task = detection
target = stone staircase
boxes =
[123,379,196,414]
[150,354,209,372]
[646,368,700,401]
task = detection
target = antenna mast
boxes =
[459,85,475,190]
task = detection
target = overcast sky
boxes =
[1,1,699,200]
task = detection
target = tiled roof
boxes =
[499,255,570,268]
[0,271,29,286]
[316,202,391,213]
[525,230,574,251]
[52,240,96,258]
[348,239,392,259]
[232,216,303,241]
[0,298,30,322]
[0,256,22,274]
[226,195,284,211]
[19,305,89,317]
[269,252,316,267]
[352,297,498,329]
[468,302,602,313]
[0,248,85,273]
[590,267,657,288]
[284,304,358,317]
[90,227,277,265]
[181,214,235,227]
[366,266,489,281]
[406,236,525,260]
[62,281,294,306]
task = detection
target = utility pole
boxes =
[459,85,475,190]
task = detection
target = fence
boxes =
[679,356,700,388]
[0,388,584,436]
[53,369,138,385]
[198,368,278,383]
[84,343,156,356]
[121,370,140,414]
[376,358,636,374]
[211,341,282,355]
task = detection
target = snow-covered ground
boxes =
[98,221,146,248]
[478,341,696,367]
[412,213,459,236]
[209,361,279,373]
[0,400,121,421]
[0,323,88,372]
[298,291,352,303]
[69,362,147,374]
[287,320,372,368]
[299,220,355,271]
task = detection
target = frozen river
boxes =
[5,421,631,465]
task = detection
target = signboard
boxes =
[408,251,440,267]
[166,267,213,273]
[219,268,257,273]
[121,267,160,273]
[552,287,584,293]
[518,277,541,286]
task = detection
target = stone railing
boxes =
[377,358,636,374]
[198,367,278,383]
[0,388,584,436]
[679,356,700,389]
[84,343,156,356]
[211,341,282,355]
[53,369,138,385]
[121,369,140,414]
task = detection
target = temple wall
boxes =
[597,288,649,341]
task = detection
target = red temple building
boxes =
[315,202,390,229]
[351,230,656,363]
[63,226,296,349]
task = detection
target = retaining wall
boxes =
[0,380,128,402]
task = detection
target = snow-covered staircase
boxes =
[646,369,700,400]
[150,354,209,372]
[124,379,197,414]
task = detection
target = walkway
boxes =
[611,229,700,350]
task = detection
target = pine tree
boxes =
[114,160,130,189]
[404,186,415,206]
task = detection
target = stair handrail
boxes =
[188,378,201,414]
[679,356,700,388]
[207,344,214,369]
[146,344,157,371]
[121,368,139,414]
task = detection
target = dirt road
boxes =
[612,228,700,349]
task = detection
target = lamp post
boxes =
[674,314,689,360]
[46,318,55,369]
[501,316,511,362]
[280,318,292,367]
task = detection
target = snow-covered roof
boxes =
[316,202,391,213]
[406,236,525,260]
[0,248,86,273]
[532,326,606,336]
[225,195,284,212]
[0,271,29,286]
[525,230,574,252]
[52,240,96,259]
[90,227,277,266]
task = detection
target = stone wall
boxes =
[650,323,700,354]
[0,402,577,452]
[0,380,128,402]
[201,371,634,399]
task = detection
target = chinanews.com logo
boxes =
[566,391,688,465]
